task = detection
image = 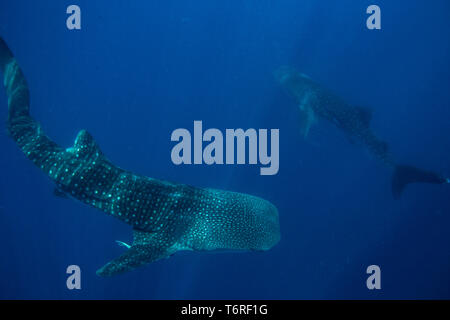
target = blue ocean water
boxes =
[0,0,449,299]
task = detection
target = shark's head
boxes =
[274,66,314,102]
[274,66,312,89]
[273,65,296,85]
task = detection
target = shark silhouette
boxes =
[0,37,280,276]
[275,66,449,198]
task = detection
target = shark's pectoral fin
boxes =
[115,240,131,249]
[298,104,316,139]
[96,229,174,276]
[96,244,165,276]
[297,91,317,139]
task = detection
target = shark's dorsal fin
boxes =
[97,229,175,276]
[67,129,103,159]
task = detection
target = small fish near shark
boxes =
[0,37,280,276]
[274,66,449,198]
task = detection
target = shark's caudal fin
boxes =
[0,37,30,125]
[0,37,63,169]
[392,165,449,199]
[0,37,13,69]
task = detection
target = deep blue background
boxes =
[0,0,449,299]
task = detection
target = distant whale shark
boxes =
[0,37,280,276]
[275,66,449,198]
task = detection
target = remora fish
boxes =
[274,66,449,198]
[0,37,280,276]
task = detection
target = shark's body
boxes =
[0,37,280,276]
[275,66,448,198]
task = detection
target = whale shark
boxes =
[274,66,449,198]
[0,37,280,276]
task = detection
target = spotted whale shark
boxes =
[0,37,280,276]
[275,66,449,198]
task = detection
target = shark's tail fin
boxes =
[0,37,14,71]
[392,164,449,199]
[0,37,31,133]
[0,37,29,113]
[0,37,62,164]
